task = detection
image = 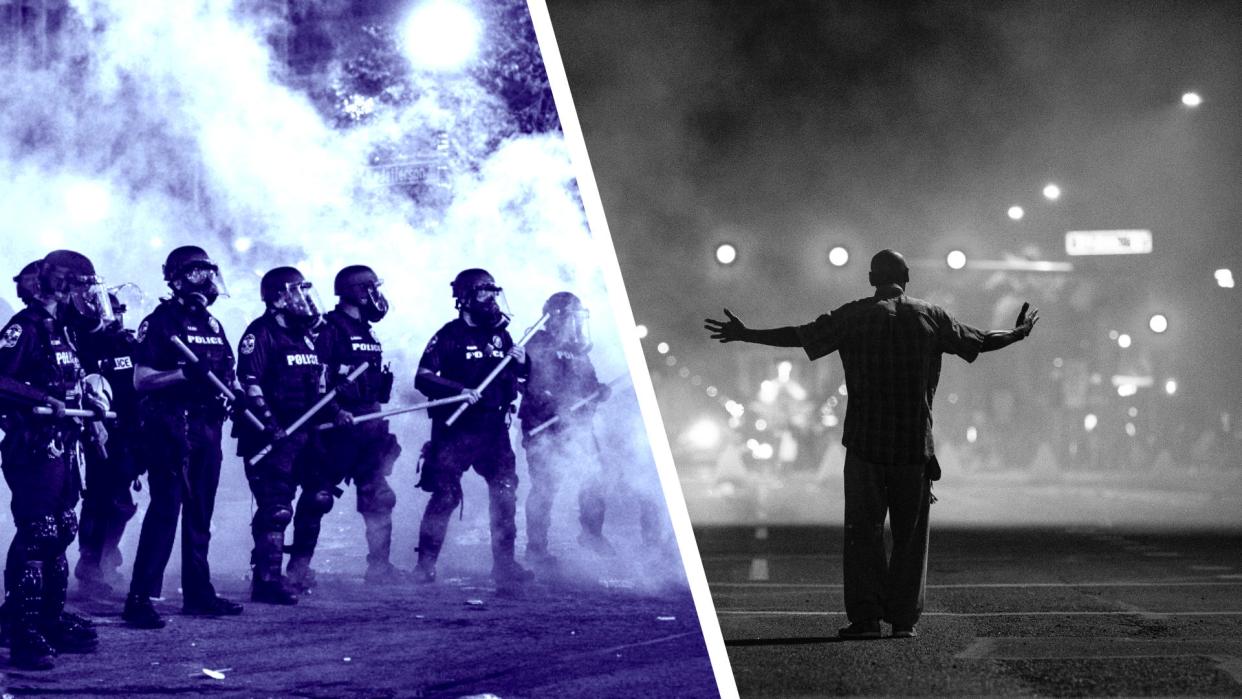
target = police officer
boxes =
[414,269,531,586]
[518,292,616,565]
[74,292,142,594]
[122,245,243,629]
[307,265,403,584]
[0,250,109,669]
[237,267,350,604]
[12,261,40,308]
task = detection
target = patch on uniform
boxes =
[0,324,21,349]
[209,317,220,333]
[491,335,502,350]
[136,320,149,343]
[240,333,256,355]
[426,334,438,350]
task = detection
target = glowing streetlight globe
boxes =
[1216,269,1235,289]
[715,243,738,265]
[946,250,967,270]
[828,246,849,267]
[1007,205,1025,221]
[1148,314,1168,334]
[656,341,669,355]
[635,324,648,339]
[1043,183,1061,201]
[1117,333,1132,349]
[1182,92,1202,108]
[403,0,481,72]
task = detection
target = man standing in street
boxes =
[705,249,1039,639]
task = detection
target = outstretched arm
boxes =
[705,309,802,347]
[980,302,1040,353]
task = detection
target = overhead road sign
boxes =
[1065,230,1153,256]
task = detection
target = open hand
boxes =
[704,308,749,343]
[1016,302,1040,338]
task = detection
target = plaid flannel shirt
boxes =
[796,287,985,465]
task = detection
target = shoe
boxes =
[364,562,410,586]
[122,594,166,630]
[578,531,617,556]
[837,621,882,640]
[284,558,317,594]
[60,611,96,633]
[9,631,56,670]
[492,561,535,586]
[251,579,298,606]
[412,561,437,585]
[891,625,917,638]
[43,613,98,653]
[182,596,244,617]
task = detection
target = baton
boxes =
[314,394,470,431]
[445,314,550,427]
[528,374,628,437]
[32,406,118,420]
[248,361,369,466]
[169,336,266,433]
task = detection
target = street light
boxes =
[1007,205,1025,221]
[402,0,481,72]
[1118,333,1132,349]
[1148,314,1168,334]
[1182,92,1203,108]
[715,243,738,266]
[635,324,648,339]
[828,246,849,267]
[1043,183,1061,201]
[1216,269,1235,289]
[946,250,967,270]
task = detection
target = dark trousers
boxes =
[416,424,518,569]
[244,431,321,581]
[843,451,931,627]
[128,408,222,603]
[2,428,81,640]
[78,438,139,576]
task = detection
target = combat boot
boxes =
[284,556,317,594]
[364,561,411,586]
[251,579,298,606]
[43,613,98,653]
[492,559,535,586]
[122,593,165,630]
[9,629,55,670]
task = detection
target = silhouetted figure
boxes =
[705,249,1038,640]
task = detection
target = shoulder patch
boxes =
[136,319,149,343]
[426,334,438,350]
[0,323,22,350]
[209,317,221,334]
[240,334,256,355]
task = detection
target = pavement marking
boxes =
[956,637,1242,684]
[710,580,1242,590]
[715,613,1242,618]
[748,559,770,582]
[1190,565,1232,571]
[755,527,769,540]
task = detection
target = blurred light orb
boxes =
[824,414,839,427]
[1118,333,1132,348]
[664,356,676,367]
[635,324,648,339]
[1007,205,1025,221]
[148,236,163,250]
[684,418,722,451]
[1216,269,1235,288]
[1108,329,1119,340]
[1128,407,1138,418]
[754,418,768,431]
[1084,414,1098,432]
[64,180,112,225]
[828,246,849,267]
[715,243,738,265]
[403,0,481,72]
[946,250,967,270]
[966,426,978,444]
[1043,183,1061,201]
[233,237,254,254]
[1125,422,1137,437]
[1117,383,1138,397]
[706,386,718,398]
[1148,314,1168,334]
[752,442,774,460]
[656,341,669,355]
[1182,92,1202,107]
[1165,379,1178,395]
[678,367,690,378]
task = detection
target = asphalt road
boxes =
[700,524,1242,697]
[0,483,719,697]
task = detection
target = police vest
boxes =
[322,310,388,407]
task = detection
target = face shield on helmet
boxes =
[43,265,115,327]
[272,279,324,319]
[544,293,592,352]
[452,270,510,329]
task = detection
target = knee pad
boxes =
[310,490,335,515]
[56,509,79,548]
[358,481,397,514]
[256,505,293,530]
[20,516,61,560]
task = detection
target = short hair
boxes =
[868,249,909,286]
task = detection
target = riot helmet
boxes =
[868,249,910,287]
[261,266,323,325]
[13,260,40,306]
[334,265,388,323]
[451,268,509,329]
[164,245,229,307]
[543,291,591,353]
[38,250,114,328]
